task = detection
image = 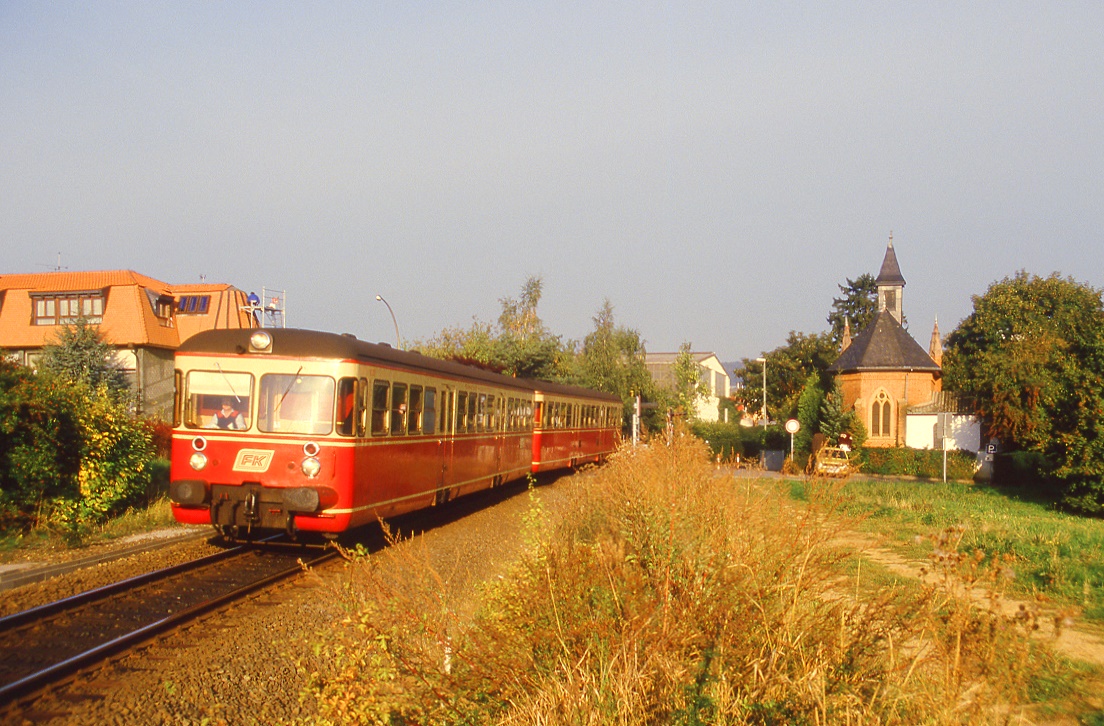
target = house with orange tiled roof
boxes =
[0,270,257,418]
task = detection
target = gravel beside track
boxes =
[2,473,578,725]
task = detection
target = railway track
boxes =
[0,537,338,709]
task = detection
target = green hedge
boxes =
[858,447,979,481]
[689,421,787,461]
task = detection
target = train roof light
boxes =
[249,331,273,352]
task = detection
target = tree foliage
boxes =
[944,272,1104,513]
[0,354,155,536]
[827,273,879,345]
[735,331,838,423]
[794,373,823,454]
[414,276,570,380]
[672,342,710,420]
[37,317,130,402]
[571,299,657,428]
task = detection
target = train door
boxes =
[531,395,545,473]
[490,393,504,484]
[435,386,455,505]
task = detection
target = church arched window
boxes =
[871,390,892,438]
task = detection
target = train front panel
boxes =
[169,348,358,536]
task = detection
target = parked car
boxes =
[814,447,853,477]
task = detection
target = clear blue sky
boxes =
[3,3,1101,364]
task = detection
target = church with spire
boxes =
[828,236,945,448]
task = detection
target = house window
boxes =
[871,391,893,438]
[32,293,104,325]
[178,295,211,314]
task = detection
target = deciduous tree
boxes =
[572,300,655,427]
[414,276,570,381]
[944,272,1104,512]
[736,331,837,422]
[672,343,709,420]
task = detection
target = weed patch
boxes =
[301,437,1092,724]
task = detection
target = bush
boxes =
[689,421,790,462]
[858,447,979,481]
[0,358,156,537]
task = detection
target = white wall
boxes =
[905,413,982,452]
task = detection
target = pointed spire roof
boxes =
[876,233,906,286]
[828,310,940,373]
[929,317,943,367]
[841,317,852,352]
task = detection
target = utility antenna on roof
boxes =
[36,253,68,272]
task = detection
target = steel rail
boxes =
[0,545,242,633]
[0,546,339,707]
[0,533,288,633]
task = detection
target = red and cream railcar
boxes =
[531,389,622,473]
[169,328,621,537]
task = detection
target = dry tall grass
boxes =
[299,433,1069,725]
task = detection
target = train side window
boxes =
[443,390,453,434]
[533,401,543,430]
[391,383,408,435]
[337,378,357,436]
[467,393,477,433]
[423,387,437,434]
[408,385,423,435]
[484,394,495,431]
[371,381,390,436]
[507,397,516,431]
[357,377,368,437]
[456,392,468,433]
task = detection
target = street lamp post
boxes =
[375,295,402,350]
[755,357,767,426]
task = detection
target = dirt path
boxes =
[835,529,1104,668]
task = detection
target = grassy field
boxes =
[790,477,1104,623]
[301,437,1104,724]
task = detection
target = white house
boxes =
[644,351,731,422]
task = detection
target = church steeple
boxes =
[876,232,905,324]
[929,317,943,367]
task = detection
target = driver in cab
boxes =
[213,399,246,430]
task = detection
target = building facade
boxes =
[644,351,731,422]
[827,240,943,448]
[0,270,256,418]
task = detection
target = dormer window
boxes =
[144,289,175,327]
[177,295,211,314]
[31,292,105,325]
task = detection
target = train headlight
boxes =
[249,330,273,352]
[189,452,209,471]
[301,456,322,479]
